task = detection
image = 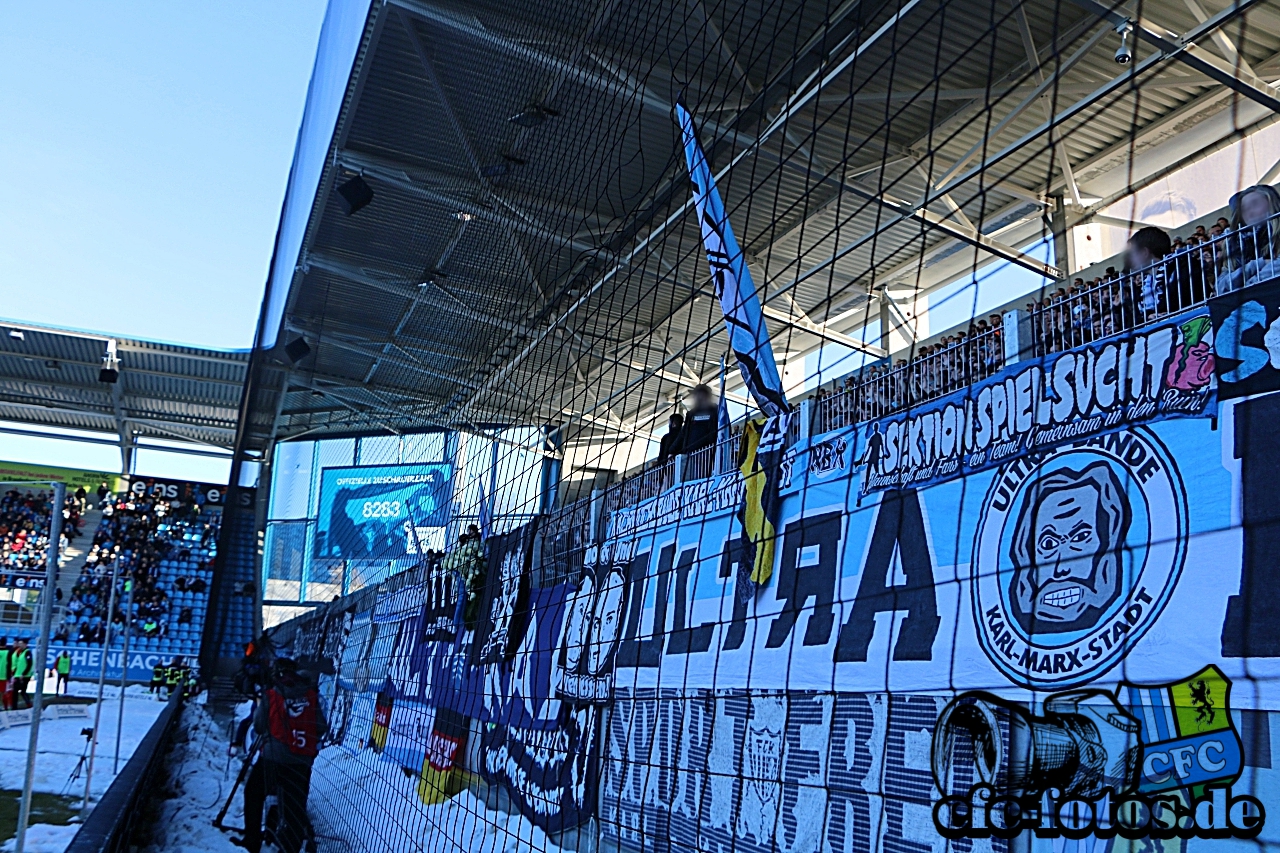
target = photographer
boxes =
[234,658,327,853]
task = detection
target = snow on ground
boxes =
[0,823,79,853]
[144,704,567,853]
[309,748,565,853]
[141,701,244,853]
[0,679,166,801]
[0,678,171,853]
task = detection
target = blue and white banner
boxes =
[677,103,788,419]
[49,643,189,683]
[597,307,1280,704]
[852,310,1217,495]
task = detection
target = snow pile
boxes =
[141,705,569,853]
[140,703,242,853]
[1,823,79,853]
[309,748,566,853]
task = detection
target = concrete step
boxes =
[0,507,102,628]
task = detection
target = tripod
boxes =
[214,741,261,833]
[62,729,94,796]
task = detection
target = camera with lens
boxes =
[1114,21,1133,65]
[932,689,1141,799]
[80,727,94,740]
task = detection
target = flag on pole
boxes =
[678,104,792,590]
[676,103,789,419]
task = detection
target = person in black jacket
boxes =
[678,385,719,456]
[656,412,683,466]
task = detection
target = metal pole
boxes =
[16,482,65,853]
[112,577,133,774]
[81,558,118,813]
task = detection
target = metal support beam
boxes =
[303,251,531,339]
[759,305,886,356]
[1181,0,1257,78]
[1014,4,1083,207]
[1066,0,1280,112]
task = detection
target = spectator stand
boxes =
[591,204,1280,526]
[0,487,84,640]
[51,483,225,677]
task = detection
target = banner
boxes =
[421,556,460,643]
[599,315,1280,705]
[0,461,123,494]
[471,520,538,666]
[47,644,191,683]
[124,475,235,507]
[1212,276,1280,400]
[852,308,1216,495]
[481,584,601,832]
[314,464,452,559]
[372,583,429,703]
[602,683,1277,853]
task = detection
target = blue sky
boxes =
[0,2,327,350]
[0,3,325,480]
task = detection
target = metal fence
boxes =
[63,691,184,853]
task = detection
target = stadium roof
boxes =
[237,0,1280,458]
[0,320,247,468]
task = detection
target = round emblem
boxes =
[971,427,1187,689]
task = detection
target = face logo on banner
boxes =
[972,427,1187,689]
[554,540,632,703]
[1009,460,1130,633]
[478,549,524,661]
[933,667,1264,841]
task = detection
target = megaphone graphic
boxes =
[931,690,1142,798]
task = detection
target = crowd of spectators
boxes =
[810,313,1007,430]
[0,489,83,580]
[53,490,219,646]
[1033,185,1280,356]
[607,185,1280,506]
[810,184,1280,432]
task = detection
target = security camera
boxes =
[1114,21,1133,65]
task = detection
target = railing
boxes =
[538,494,595,584]
[64,690,184,853]
[810,322,1005,435]
[577,210,1280,531]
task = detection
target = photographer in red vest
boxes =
[234,658,327,853]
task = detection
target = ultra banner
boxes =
[600,305,1280,704]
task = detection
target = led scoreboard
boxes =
[313,464,452,560]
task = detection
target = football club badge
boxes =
[1122,665,1244,795]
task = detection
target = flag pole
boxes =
[16,482,65,853]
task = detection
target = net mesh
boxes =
[246,0,1280,850]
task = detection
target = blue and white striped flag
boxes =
[677,103,789,419]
